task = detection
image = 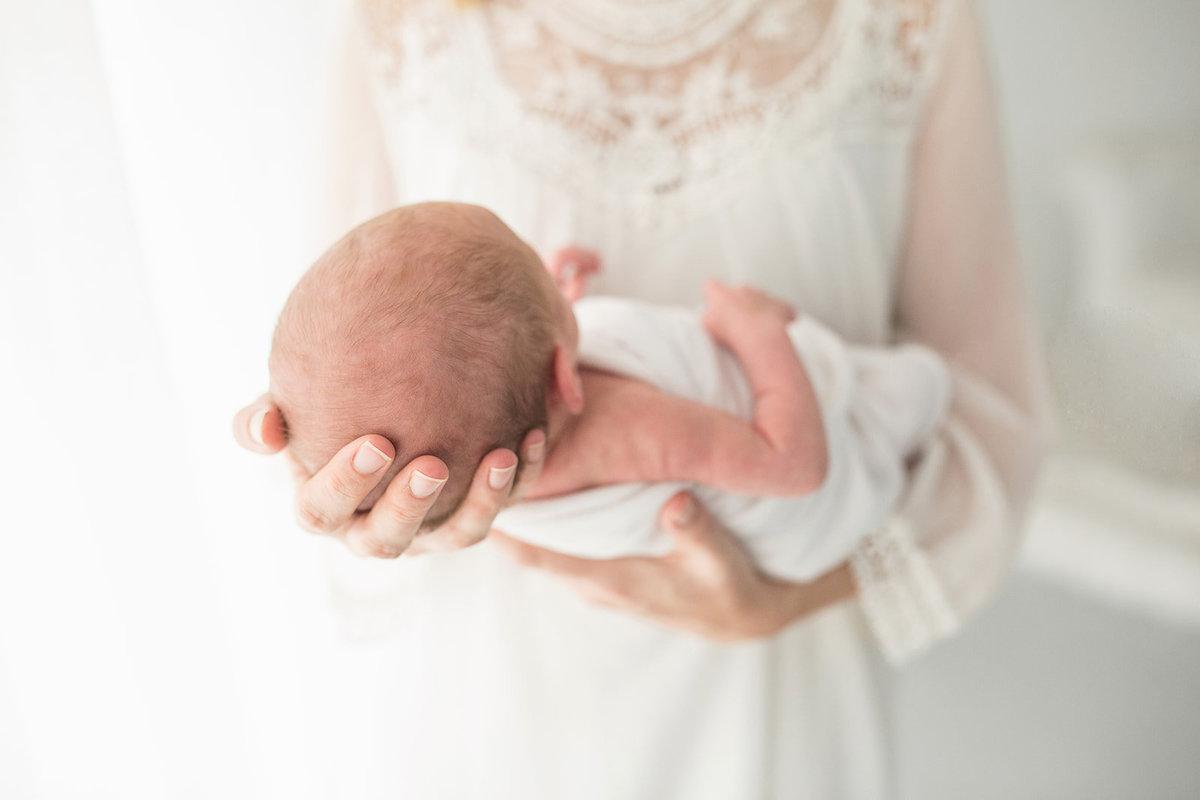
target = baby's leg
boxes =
[701,281,827,494]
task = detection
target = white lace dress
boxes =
[317,0,1051,797]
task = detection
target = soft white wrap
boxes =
[498,296,951,581]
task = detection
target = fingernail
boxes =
[672,495,695,526]
[248,408,268,446]
[527,432,545,462]
[352,441,392,475]
[410,469,446,499]
[489,464,517,490]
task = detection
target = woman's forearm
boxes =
[761,563,857,636]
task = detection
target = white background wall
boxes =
[895,2,1200,797]
[977,0,1200,324]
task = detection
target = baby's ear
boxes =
[551,344,584,414]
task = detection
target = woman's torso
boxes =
[360,0,950,342]
[329,1,956,797]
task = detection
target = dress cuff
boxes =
[850,517,959,663]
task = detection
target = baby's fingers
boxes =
[293,434,397,536]
[547,246,601,302]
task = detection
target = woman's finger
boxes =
[292,434,398,535]
[405,428,545,556]
[498,493,771,637]
[659,490,763,594]
[490,531,648,601]
[657,491,727,553]
[494,537,667,614]
[507,429,546,504]
[343,454,450,558]
[232,394,287,454]
[490,531,601,577]
[494,493,730,585]
[283,449,310,491]
[405,448,519,553]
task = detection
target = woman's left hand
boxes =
[490,491,856,641]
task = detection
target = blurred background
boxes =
[897,2,1200,797]
[1,1,1197,798]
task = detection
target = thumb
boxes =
[232,394,287,454]
[659,491,728,553]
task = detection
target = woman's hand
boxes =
[232,394,546,558]
[491,492,857,641]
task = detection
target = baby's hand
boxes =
[702,280,796,347]
[546,246,601,303]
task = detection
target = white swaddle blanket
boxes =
[496,297,950,582]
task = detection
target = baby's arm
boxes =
[694,281,827,495]
[548,284,827,499]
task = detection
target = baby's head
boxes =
[269,202,571,526]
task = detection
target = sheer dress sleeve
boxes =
[849,2,1054,662]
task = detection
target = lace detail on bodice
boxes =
[503,0,768,69]
[361,0,954,231]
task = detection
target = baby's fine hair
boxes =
[270,203,557,524]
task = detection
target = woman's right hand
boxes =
[232,394,547,558]
[492,491,857,640]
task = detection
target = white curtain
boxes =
[0,2,382,797]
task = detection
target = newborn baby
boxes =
[271,203,949,580]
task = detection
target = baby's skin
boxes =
[272,204,828,527]
[524,248,828,501]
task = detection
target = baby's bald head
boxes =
[269,203,557,525]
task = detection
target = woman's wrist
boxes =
[757,563,857,637]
